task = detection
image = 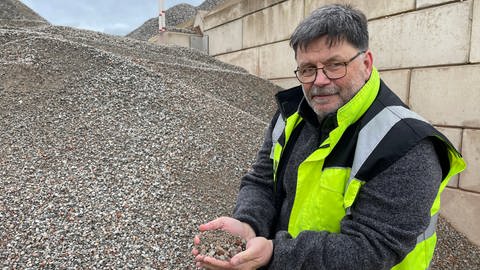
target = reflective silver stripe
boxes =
[345,106,427,214]
[270,115,285,159]
[417,213,439,243]
[418,214,438,269]
[350,106,427,181]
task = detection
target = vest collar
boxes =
[336,67,380,128]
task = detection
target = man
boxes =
[193,4,465,270]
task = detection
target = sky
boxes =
[20,0,205,36]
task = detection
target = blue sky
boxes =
[20,0,205,36]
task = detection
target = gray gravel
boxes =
[1,0,479,269]
[126,17,197,42]
[197,0,228,11]
[432,217,480,269]
[1,11,277,270]
[127,0,228,40]
[0,0,48,22]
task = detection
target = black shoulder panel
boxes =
[275,86,304,118]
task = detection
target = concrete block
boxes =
[149,32,192,47]
[243,0,304,48]
[305,0,415,19]
[270,78,300,89]
[417,0,453,8]
[258,40,297,79]
[369,1,471,69]
[379,69,410,104]
[441,188,480,246]
[410,64,480,127]
[203,0,286,30]
[193,10,209,34]
[459,129,480,192]
[205,19,242,56]
[215,48,259,76]
[435,127,463,188]
[304,0,337,17]
[471,0,480,63]
[204,0,244,30]
[246,0,287,13]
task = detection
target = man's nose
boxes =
[313,69,331,86]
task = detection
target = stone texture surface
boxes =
[242,0,303,48]
[459,129,480,192]
[417,0,457,8]
[258,40,297,79]
[441,188,480,246]
[215,48,260,76]
[205,19,243,55]
[148,31,192,47]
[305,0,415,19]
[471,0,480,63]
[369,1,471,69]
[203,0,286,30]
[270,78,300,90]
[379,69,410,104]
[204,0,245,30]
[410,64,480,128]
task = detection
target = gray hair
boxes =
[290,4,368,56]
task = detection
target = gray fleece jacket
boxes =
[233,93,443,269]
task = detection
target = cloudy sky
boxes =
[20,0,204,36]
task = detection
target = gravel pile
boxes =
[0,0,48,22]
[165,3,197,27]
[1,1,479,269]
[197,0,228,11]
[126,17,197,42]
[127,0,228,40]
[1,2,278,268]
[432,217,480,269]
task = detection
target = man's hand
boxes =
[192,216,273,269]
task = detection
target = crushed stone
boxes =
[1,0,479,269]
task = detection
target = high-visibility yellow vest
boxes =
[271,68,466,269]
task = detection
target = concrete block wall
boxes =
[204,0,480,246]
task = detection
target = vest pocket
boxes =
[289,166,350,236]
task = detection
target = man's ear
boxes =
[363,50,374,76]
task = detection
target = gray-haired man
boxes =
[193,4,465,269]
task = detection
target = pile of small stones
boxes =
[0,3,277,268]
[196,230,247,261]
[126,0,228,40]
[197,0,228,11]
[1,0,480,269]
[0,0,47,22]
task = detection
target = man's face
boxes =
[296,36,372,119]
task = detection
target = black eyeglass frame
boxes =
[294,50,367,83]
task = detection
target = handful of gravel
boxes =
[196,230,247,261]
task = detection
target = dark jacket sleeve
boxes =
[269,139,442,270]
[232,112,279,238]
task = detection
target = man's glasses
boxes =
[294,51,366,83]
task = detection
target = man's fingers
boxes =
[194,235,201,245]
[203,256,233,268]
[230,249,250,266]
[199,217,226,232]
